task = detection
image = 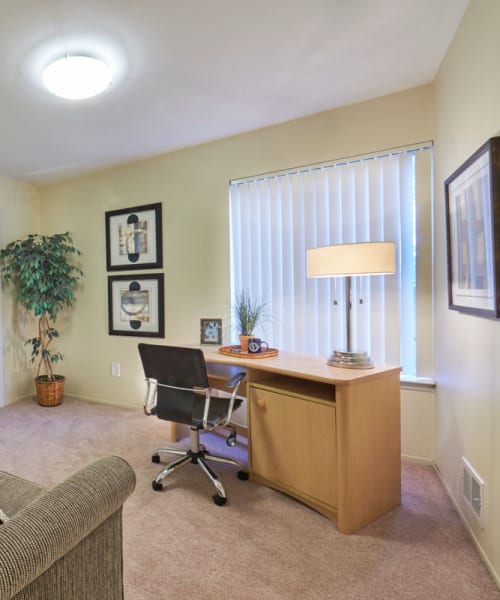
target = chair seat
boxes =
[156,392,243,429]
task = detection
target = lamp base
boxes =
[327,350,374,369]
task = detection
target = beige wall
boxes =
[37,85,434,420]
[434,0,500,583]
[0,177,40,406]
[401,387,435,462]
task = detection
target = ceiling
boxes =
[1,0,469,185]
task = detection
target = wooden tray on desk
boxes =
[218,345,279,359]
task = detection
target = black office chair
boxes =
[138,343,248,505]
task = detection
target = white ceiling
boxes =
[0,0,469,185]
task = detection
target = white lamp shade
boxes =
[306,242,396,278]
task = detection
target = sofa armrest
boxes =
[0,456,136,600]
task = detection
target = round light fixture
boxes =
[42,55,112,100]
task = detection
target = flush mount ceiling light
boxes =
[42,55,112,100]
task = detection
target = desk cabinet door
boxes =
[249,387,337,508]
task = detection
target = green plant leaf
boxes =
[0,232,82,377]
[233,291,267,335]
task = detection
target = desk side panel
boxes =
[336,372,401,534]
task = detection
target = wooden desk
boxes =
[202,348,401,534]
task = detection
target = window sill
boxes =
[400,376,436,392]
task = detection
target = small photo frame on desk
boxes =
[445,136,500,318]
[200,318,222,345]
[105,203,163,271]
[108,273,164,337]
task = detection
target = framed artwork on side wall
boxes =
[445,136,500,318]
[108,273,164,337]
[105,203,163,270]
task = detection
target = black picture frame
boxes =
[108,273,164,337]
[200,318,222,345]
[105,203,163,271]
[445,136,500,318]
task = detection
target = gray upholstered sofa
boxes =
[0,456,136,600]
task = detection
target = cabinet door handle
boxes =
[256,398,266,409]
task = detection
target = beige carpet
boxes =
[1,397,499,600]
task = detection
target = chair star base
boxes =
[151,427,248,505]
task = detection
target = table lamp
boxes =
[306,241,396,369]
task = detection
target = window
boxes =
[229,144,433,379]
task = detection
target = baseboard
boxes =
[401,453,433,465]
[433,463,500,589]
[61,392,140,410]
[4,392,36,407]
[2,391,140,411]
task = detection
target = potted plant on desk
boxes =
[0,232,83,406]
[233,290,267,352]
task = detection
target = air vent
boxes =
[461,457,484,528]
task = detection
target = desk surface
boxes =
[202,346,401,386]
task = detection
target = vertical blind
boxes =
[229,144,433,376]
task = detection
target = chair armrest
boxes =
[225,372,246,390]
[143,377,158,415]
[145,372,246,431]
[0,456,136,599]
[203,371,246,429]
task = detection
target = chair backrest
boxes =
[138,344,210,425]
[138,344,209,388]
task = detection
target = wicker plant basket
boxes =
[35,376,65,407]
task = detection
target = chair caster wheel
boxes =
[237,470,249,480]
[152,480,163,491]
[213,494,227,506]
[152,454,160,463]
[226,428,237,447]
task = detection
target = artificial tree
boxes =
[0,232,82,404]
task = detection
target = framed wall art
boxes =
[108,273,164,337]
[445,136,500,318]
[105,203,163,270]
[200,318,222,345]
